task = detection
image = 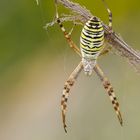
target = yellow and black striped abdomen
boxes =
[80,17,104,60]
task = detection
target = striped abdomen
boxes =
[80,17,104,75]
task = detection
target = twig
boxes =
[53,0,140,73]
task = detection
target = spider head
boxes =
[82,58,96,76]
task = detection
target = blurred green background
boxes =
[0,0,140,140]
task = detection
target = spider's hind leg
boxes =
[102,0,113,32]
[68,23,76,36]
[54,2,81,56]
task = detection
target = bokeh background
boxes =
[0,0,140,140]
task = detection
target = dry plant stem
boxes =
[56,0,140,72]
[44,15,84,29]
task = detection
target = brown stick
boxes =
[55,0,140,73]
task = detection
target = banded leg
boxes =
[61,61,83,132]
[94,64,123,125]
[55,3,81,56]
[102,0,113,31]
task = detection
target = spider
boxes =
[54,0,123,132]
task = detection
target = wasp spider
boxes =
[55,0,123,132]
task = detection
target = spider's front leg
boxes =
[61,61,83,132]
[103,78,123,125]
[94,65,123,125]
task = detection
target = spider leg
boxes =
[102,0,113,31]
[100,49,110,56]
[100,45,112,56]
[61,61,83,132]
[54,2,81,56]
[94,64,123,125]
[68,23,76,36]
